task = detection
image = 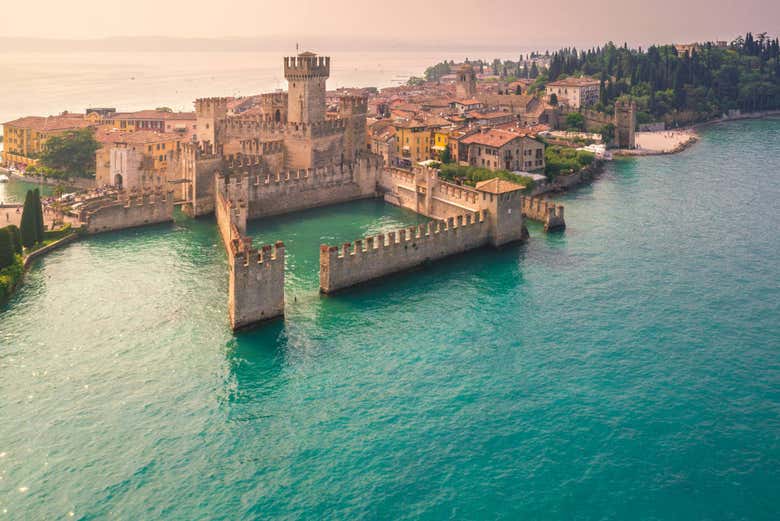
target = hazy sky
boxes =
[3,0,778,48]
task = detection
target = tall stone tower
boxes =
[340,95,368,161]
[615,98,637,149]
[194,97,229,146]
[455,63,477,99]
[284,52,330,124]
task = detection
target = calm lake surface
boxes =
[0,49,524,125]
[1,119,779,519]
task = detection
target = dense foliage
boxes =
[39,128,101,178]
[546,33,780,124]
[438,164,535,190]
[0,252,23,303]
[544,146,595,178]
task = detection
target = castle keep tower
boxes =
[456,63,477,99]
[284,52,330,124]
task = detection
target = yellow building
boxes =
[433,129,451,159]
[393,117,450,164]
[2,114,95,168]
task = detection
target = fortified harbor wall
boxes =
[379,166,565,231]
[80,189,174,234]
[215,175,285,330]
[320,211,491,293]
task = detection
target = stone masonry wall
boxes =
[245,154,381,219]
[215,173,285,330]
[82,190,174,234]
[521,197,565,231]
[320,211,491,293]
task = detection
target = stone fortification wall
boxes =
[521,197,565,231]
[81,189,174,234]
[320,211,490,293]
[214,173,285,330]
[242,154,381,219]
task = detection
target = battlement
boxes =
[195,97,230,114]
[239,138,284,156]
[233,240,285,269]
[520,196,565,231]
[81,188,174,234]
[260,92,288,105]
[319,210,491,293]
[180,140,220,160]
[284,53,330,79]
[224,116,288,136]
[339,95,368,115]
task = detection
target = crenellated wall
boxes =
[320,211,491,293]
[520,197,565,231]
[242,153,381,218]
[215,172,285,330]
[81,189,174,234]
[380,166,528,244]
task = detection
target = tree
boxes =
[0,228,15,269]
[4,225,22,255]
[34,189,45,242]
[155,106,173,112]
[39,128,101,178]
[549,93,559,106]
[600,123,616,144]
[565,112,586,131]
[20,190,37,248]
[439,146,452,164]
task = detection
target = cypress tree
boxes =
[34,188,45,243]
[0,228,14,269]
[4,225,22,255]
[20,190,37,249]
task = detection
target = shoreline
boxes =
[614,109,780,157]
[0,168,94,190]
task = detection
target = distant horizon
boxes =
[0,33,763,55]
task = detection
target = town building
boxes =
[1,113,98,168]
[94,129,187,190]
[545,77,600,109]
[458,128,545,172]
[101,110,197,134]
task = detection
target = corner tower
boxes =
[284,52,330,124]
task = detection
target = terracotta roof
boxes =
[95,129,183,145]
[546,77,600,87]
[460,128,525,148]
[3,114,93,132]
[475,178,526,194]
[112,110,196,121]
[455,98,482,105]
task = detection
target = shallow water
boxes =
[1,119,779,520]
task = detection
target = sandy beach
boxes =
[617,130,698,156]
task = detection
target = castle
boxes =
[135,52,555,331]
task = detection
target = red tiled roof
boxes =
[460,128,525,148]
[475,178,526,193]
[3,115,93,132]
[546,77,600,87]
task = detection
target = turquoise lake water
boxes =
[1,119,779,519]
